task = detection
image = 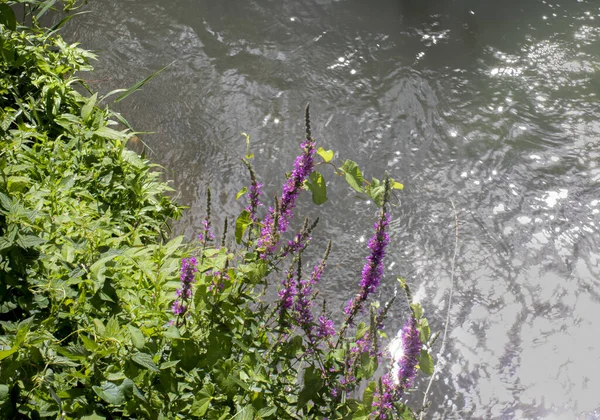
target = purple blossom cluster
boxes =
[278,269,297,312]
[293,262,325,335]
[257,139,315,257]
[344,212,391,316]
[372,317,422,418]
[198,219,215,244]
[316,315,335,339]
[246,181,263,222]
[172,257,198,315]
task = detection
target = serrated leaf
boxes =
[317,147,334,162]
[235,210,251,245]
[93,382,125,406]
[127,325,145,350]
[307,171,328,205]
[131,352,159,372]
[236,187,248,200]
[419,349,434,375]
[341,160,364,193]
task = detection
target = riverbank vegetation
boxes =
[0,2,435,419]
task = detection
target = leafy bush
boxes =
[0,3,436,419]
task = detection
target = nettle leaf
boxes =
[307,171,327,205]
[131,352,159,372]
[93,382,125,406]
[419,349,434,375]
[235,210,252,245]
[317,147,334,162]
[341,160,364,193]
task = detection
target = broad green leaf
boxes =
[7,176,30,193]
[358,351,378,378]
[232,404,255,420]
[235,210,252,245]
[341,160,364,192]
[81,93,97,121]
[127,325,145,350]
[191,396,212,417]
[307,171,328,205]
[419,349,434,375]
[131,352,159,372]
[236,187,248,200]
[159,360,180,370]
[0,4,16,31]
[0,348,18,361]
[362,381,377,409]
[297,366,323,408]
[257,406,277,417]
[93,382,125,406]
[0,384,8,401]
[80,411,106,420]
[93,126,127,140]
[317,147,334,162]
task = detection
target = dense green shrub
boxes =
[0,3,436,419]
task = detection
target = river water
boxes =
[62,0,600,418]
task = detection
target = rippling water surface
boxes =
[63,0,600,417]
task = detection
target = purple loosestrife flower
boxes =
[172,257,198,316]
[316,315,336,339]
[198,219,215,243]
[246,181,263,222]
[278,269,297,313]
[372,317,422,419]
[344,212,391,316]
[257,107,316,258]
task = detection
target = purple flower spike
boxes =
[345,212,391,317]
[258,138,316,258]
[278,270,297,313]
[372,317,422,419]
[316,315,336,339]
[172,257,198,317]
[246,181,263,222]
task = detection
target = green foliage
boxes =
[0,4,437,419]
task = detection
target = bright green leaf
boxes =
[317,147,334,162]
[81,93,97,121]
[419,349,434,375]
[93,382,125,406]
[307,171,328,205]
[341,160,364,192]
[236,187,248,200]
[131,352,159,372]
[235,210,252,245]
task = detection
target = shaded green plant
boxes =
[0,2,437,419]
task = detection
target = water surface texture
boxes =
[63,0,600,418]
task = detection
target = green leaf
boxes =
[235,210,252,245]
[307,171,328,205]
[191,395,212,417]
[131,352,159,372]
[392,180,404,190]
[0,348,18,361]
[93,382,125,406]
[317,147,334,162]
[232,404,255,420]
[93,126,127,140]
[358,352,378,378]
[362,381,377,409]
[419,350,434,375]
[236,187,248,200]
[297,366,323,409]
[341,160,364,193]
[80,411,106,420]
[159,360,180,370]
[127,325,145,350]
[81,93,97,121]
[7,176,30,193]
[0,4,17,31]
[419,318,431,344]
[410,303,423,320]
[257,406,277,417]
[115,63,172,103]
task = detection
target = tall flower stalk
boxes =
[257,104,316,258]
[372,317,422,418]
[338,176,392,342]
[171,257,198,323]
